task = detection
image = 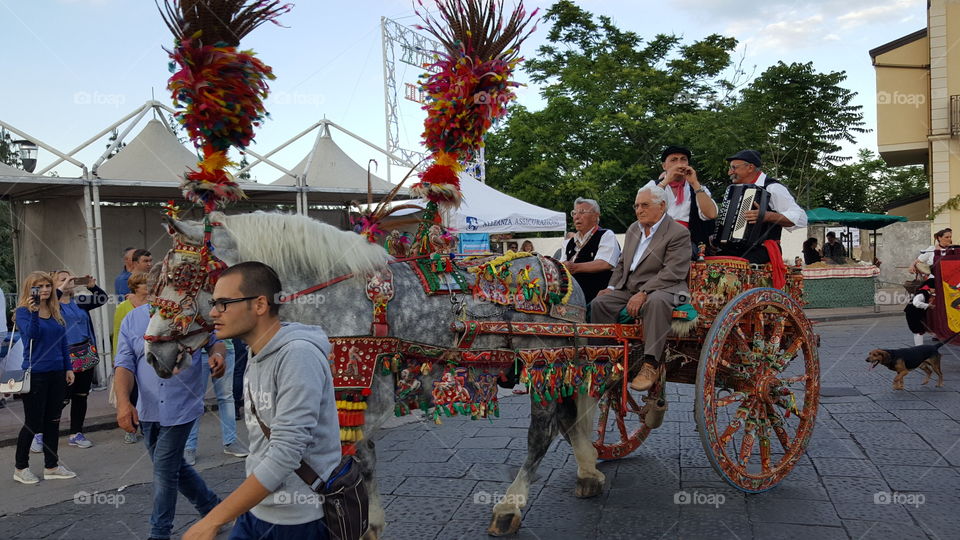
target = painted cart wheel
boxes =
[695,287,819,492]
[594,368,665,460]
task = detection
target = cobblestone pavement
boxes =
[2,316,960,539]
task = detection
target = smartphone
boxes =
[30,286,40,302]
[73,276,91,287]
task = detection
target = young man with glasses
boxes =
[718,149,807,264]
[559,197,621,303]
[114,285,227,540]
[184,261,341,540]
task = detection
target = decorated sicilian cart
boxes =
[143,1,819,537]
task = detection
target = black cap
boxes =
[660,145,691,163]
[726,149,761,168]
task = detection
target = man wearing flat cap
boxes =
[645,145,718,260]
[718,149,807,264]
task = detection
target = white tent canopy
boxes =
[271,123,401,197]
[95,119,198,182]
[449,173,566,233]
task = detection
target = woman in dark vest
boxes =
[559,197,622,304]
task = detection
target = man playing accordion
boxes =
[716,149,807,265]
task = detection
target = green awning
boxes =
[805,207,908,231]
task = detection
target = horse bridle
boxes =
[144,218,227,354]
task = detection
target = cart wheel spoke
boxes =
[765,403,792,450]
[716,391,748,407]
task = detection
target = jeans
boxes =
[141,420,220,539]
[15,370,66,470]
[229,511,329,540]
[186,348,236,450]
[65,367,95,434]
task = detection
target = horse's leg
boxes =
[558,393,604,498]
[487,400,558,537]
[356,438,385,540]
[357,371,395,540]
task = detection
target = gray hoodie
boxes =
[244,322,342,525]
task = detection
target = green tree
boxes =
[728,61,867,207]
[814,149,926,213]
[0,129,20,293]
[485,2,892,229]
[485,0,737,232]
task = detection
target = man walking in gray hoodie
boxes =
[183,261,341,540]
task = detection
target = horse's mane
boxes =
[218,211,392,281]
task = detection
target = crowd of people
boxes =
[1,252,338,539]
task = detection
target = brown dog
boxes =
[866,345,944,390]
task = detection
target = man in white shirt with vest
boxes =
[558,197,621,304]
[645,146,717,260]
[718,149,807,265]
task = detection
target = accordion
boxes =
[715,184,770,249]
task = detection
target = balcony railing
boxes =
[952,95,960,136]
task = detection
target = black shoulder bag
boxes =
[248,390,369,540]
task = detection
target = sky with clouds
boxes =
[0,0,927,181]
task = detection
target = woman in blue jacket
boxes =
[13,271,76,485]
[52,270,107,449]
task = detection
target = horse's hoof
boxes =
[574,476,604,498]
[487,512,521,536]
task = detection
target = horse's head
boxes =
[144,213,238,378]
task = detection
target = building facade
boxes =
[871,0,960,234]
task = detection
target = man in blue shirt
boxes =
[113,247,135,300]
[114,304,227,540]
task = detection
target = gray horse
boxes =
[144,211,606,537]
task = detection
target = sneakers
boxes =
[68,433,93,448]
[13,468,39,485]
[223,441,249,458]
[184,448,197,466]
[43,465,76,480]
[30,434,42,453]
[123,431,140,444]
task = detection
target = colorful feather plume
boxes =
[413,0,538,164]
[158,0,291,212]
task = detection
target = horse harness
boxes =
[144,218,227,353]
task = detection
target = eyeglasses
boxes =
[632,202,654,210]
[728,163,749,171]
[208,296,259,313]
[570,210,596,217]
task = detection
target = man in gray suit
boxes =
[591,185,691,391]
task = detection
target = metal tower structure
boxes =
[380,16,485,183]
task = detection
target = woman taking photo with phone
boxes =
[13,271,76,484]
[48,270,107,449]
